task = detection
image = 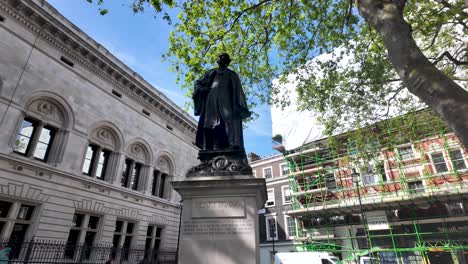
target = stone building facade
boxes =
[0,0,198,257]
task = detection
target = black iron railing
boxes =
[0,239,176,263]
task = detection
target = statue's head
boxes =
[217,53,231,68]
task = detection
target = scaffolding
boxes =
[282,110,468,264]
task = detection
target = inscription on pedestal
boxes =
[182,219,254,236]
[191,197,245,218]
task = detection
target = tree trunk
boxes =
[356,0,468,148]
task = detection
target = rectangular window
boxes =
[266,189,275,207]
[325,172,337,190]
[263,167,273,179]
[14,118,38,155]
[265,216,277,241]
[408,181,424,194]
[113,220,135,261]
[95,149,110,180]
[398,146,415,160]
[449,149,466,170]
[376,162,387,182]
[280,164,289,177]
[145,225,163,260]
[130,163,141,190]
[32,125,56,161]
[0,201,35,259]
[431,153,448,173]
[65,213,100,259]
[82,145,97,175]
[282,186,292,205]
[6,202,36,259]
[361,165,378,185]
[285,216,297,239]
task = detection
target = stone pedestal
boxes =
[171,175,266,264]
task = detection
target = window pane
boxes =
[115,220,123,233]
[130,163,141,190]
[281,164,289,176]
[398,146,414,160]
[126,222,134,234]
[14,119,36,154]
[325,173,337,190]
[151,171,159,196]
[0,201,12,218]
[65,229,80,258]
[72,214,84,227]
[156,227,162,238]
[17,205,34,220]
[287,217,297,237]
[408,181,424,193]
[84,231,96,245]
[88,216,100,230]
[82,145,96,175]
[33,126,56,160]
[450,150,466,170]
[283,186,291,204]
[147,225,154,237]
[121,159,132,187]
[264,168,272,179]
[96,150,110,180]
[123,236,132,248]
[10,223,28,242]
[154,239,161,251]
[145,238,152,250]
[432,153,448,173]
[267,218,276,239]
[112,234,121,247]
[158,174,167,198]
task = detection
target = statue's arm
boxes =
[193,70,214,116]
[194,70,214,96]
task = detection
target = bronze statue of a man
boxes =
[193,53,251,151]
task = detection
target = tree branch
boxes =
[433,51,468,66]
[224,0,273,36]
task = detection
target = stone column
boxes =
[144,166,155,195]
[111,152,125,186]
[172,175,266,264]
[48,129,69,165]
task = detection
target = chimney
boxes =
[247,152,261,163]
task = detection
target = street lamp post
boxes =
[351,169,375,263]
[176,200,183,264]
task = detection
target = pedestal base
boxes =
[172,175,267,264]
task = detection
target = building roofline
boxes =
[1,0,197,133]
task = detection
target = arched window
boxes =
[121,142,151,191]
[13,97,72,164]
[82,125,121,181]
[150,155,174,199]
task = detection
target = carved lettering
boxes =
[182,219,254,236]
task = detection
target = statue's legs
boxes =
[226,118,243,149]
[212,120,229,150]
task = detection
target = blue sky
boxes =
[47,0,275,157]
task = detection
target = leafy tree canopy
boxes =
[88,0,467,137]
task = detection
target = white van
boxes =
[274,252,339,264]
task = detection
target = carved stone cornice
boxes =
[0,0,197,135]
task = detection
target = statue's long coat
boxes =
[193,68,250,149]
